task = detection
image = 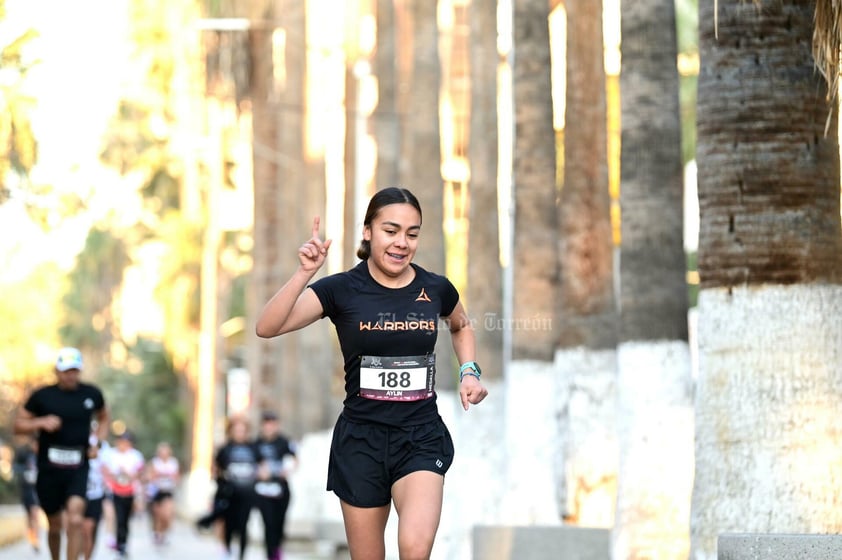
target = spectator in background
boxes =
[254,410,298,560]
[12,435,41,552]
[146,441,180,546]
[102,430,145,558]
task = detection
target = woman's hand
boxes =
[459,376,488,411]
[298,216,332,273]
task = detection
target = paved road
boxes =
[0,509,341,560]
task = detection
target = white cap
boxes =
[55,347,83,372]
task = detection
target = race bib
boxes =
[47,446,83,468]
[359,354,435,402]
[227,462,255,483]
[255,481,283,497]
[156,476,176,491]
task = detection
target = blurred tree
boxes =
[59,226,132,370]
[615,0,692,557]
[676,0,698,166]
[399,0,446,275]
[559,0,615,351]
[511,0,558,360]
[556,0,618,528]
[0,262,64,443]
[246,0,338,437]
[467,0,503,379]
[691,1,842,558]
[99,338,186,460]
[373,0,400,189]
[0,0,38,206]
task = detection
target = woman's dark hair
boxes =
[356,187,422,260]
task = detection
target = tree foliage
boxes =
[0,0,39,205]
[59,227,131,352]
[97,338,186,460]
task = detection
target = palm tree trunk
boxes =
[511,0,559,361]
[691,2,842,558]
[615,0,694,557]
[467,0,503,380]
[248,0,337,437]
[374,0,400,189]
[396,0,449,368]
[556,0,619,528]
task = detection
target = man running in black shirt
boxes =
[14,347,109,560]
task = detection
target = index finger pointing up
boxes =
[312,216,322,240]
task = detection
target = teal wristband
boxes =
[459,361,482,382]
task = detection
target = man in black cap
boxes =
[14,347,109,560]
[253,410,298,560]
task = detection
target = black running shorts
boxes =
[327,414,454,507]
[36,465,89,515]
[84,496,103,521]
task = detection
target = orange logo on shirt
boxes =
[415,288,432,302]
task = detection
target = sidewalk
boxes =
[0,508,341,560]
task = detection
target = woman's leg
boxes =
[234,496,252,560]
[256,495,277,559]
[159,496,175,536]
[391,471,444,560]
[82,517,97,560]
[113,494,134,555]
[339,500,391,560]
[26,503,40,550]
[276,490,292,556]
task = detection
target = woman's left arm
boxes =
[445,301,488,410]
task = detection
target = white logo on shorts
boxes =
[436,459,443,469]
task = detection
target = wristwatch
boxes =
[459,361,482,382]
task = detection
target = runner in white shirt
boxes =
[146,441,180,546]
[102,431,145,558]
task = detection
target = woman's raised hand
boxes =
[299,216,332,272]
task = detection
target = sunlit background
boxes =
[7,1,841,559]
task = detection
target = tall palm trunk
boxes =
[248,0,334,437]
[557,0,618,528]
[395,0,449,369]
[511,0,558,361]
[399,0,445,274]
[690,2,842,558]
[374,0,400,189]
[467,0,503,379]
[615,0,694,557]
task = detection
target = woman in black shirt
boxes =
[257,187,488,559]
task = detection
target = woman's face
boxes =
[364,203,421,279]
[229,420,249,442]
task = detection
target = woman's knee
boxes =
[398,532,435,560]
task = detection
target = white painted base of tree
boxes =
[615,339,694,560]
[554,346,619,527]
[690,285,842,560]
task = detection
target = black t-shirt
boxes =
[216,442,258,489]
[254,435,296,482]
[24,383,105,468]
[309,261,459,427]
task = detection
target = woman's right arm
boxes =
[256,217,332,338]
[255,274,324,337]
